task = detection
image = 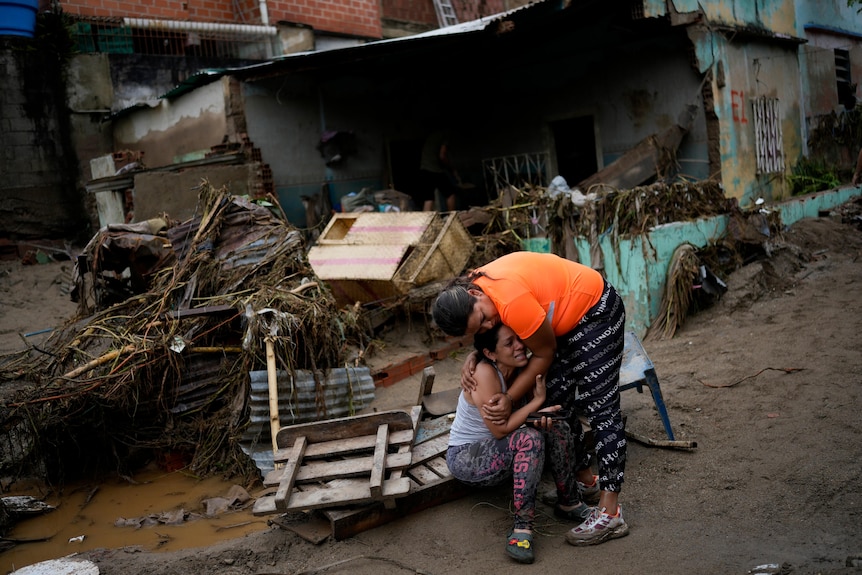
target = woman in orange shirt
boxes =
[432,251,628,546]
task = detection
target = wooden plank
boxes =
[272,428,414,462]
[253,477,412,515]
[324,478,470,540]
[411,434,449,466]
[274,436,307,511]
[385,406,421,510]
[425,456,450,478]
[275,410,414,448]
[268,513,331,544]
[416,366,436,406]
[262,451,413,486]
[369,424,389,499]
[415,414,453,444]
[406,464,440,485]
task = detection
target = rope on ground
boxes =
[698,367,804,388]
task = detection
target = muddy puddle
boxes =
[2,466,269,574]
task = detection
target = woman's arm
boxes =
[472,364,547,439]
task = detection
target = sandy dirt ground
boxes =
[1,204,861,575]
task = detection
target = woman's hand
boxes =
[533,372,547,403]
[528,403,564,432]
[481,392,511,425]
[460,350,479,392]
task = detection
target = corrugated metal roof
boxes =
[240,366,377,475]
[151,0,567,102]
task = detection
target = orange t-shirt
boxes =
[474,252,604,340]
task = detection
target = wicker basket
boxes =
[308,212,474,306]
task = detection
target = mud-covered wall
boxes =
[0,20,88,241]
[133,164,257,222]
[112,80,229,168]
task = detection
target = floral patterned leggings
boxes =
[446,423,579,531]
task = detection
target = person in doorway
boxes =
[446,323,589,564]
[433,251,629,547]
[417,130,460,211]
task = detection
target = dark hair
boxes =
[431,280,480,336]
[473,323,504,362]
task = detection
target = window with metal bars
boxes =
[69,17,275,60]
[752,97,784,175]
[482,152,550,194]
[835,48,856,110]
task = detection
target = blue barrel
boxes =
[0,0,39,37]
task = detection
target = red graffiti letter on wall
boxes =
[731,90,748,124]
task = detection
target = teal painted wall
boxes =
[574,187,861,337]
[646,0,796,35]
[796,0,862,35]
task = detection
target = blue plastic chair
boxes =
[619,331,675,440]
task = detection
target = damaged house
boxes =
[66,0,862,333]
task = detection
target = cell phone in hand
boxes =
[526,411,569,423]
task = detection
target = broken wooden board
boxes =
[577,105,697,191]
[318,414,468,540]
[252,409,418,515]
[253,477,413,514]
[275,409,414,446]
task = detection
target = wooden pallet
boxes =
[320,411,466,540]
[253,409,420,515]
[259,367,470,540]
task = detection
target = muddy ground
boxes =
[1,205,861,575]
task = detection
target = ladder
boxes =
[433,0,459,27]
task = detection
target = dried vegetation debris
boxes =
[0,182,373,482]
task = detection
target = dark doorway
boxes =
[386,138,424,207]
[550,116,598,187]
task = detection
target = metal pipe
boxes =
[123,18,277,36]
[259,0,270,26]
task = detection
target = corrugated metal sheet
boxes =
[170,353,239,414]
[133,0,566,104]
[240,366,376,475]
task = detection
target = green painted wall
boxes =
[574,187,861,337]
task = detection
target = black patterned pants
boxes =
[545,280,627,493]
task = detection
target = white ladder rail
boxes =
[432,0,459,27]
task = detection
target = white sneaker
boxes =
[564,505,629,546]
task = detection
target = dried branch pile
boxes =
[570,180,732,239]
[0,183,371,483]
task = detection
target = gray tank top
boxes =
[448,364,509,446]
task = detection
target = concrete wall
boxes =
[575,186,862,337]
[113,79,229,168]
[795,0,862,169]
[240,22,710,227]
[709,37,803,205]
[133,164,257,222]
[66,54,115,232]
[645,0,797,36]
[0,44,87,240]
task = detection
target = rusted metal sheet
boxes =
[241,366,376,475]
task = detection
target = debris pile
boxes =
[0,183,372,483]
